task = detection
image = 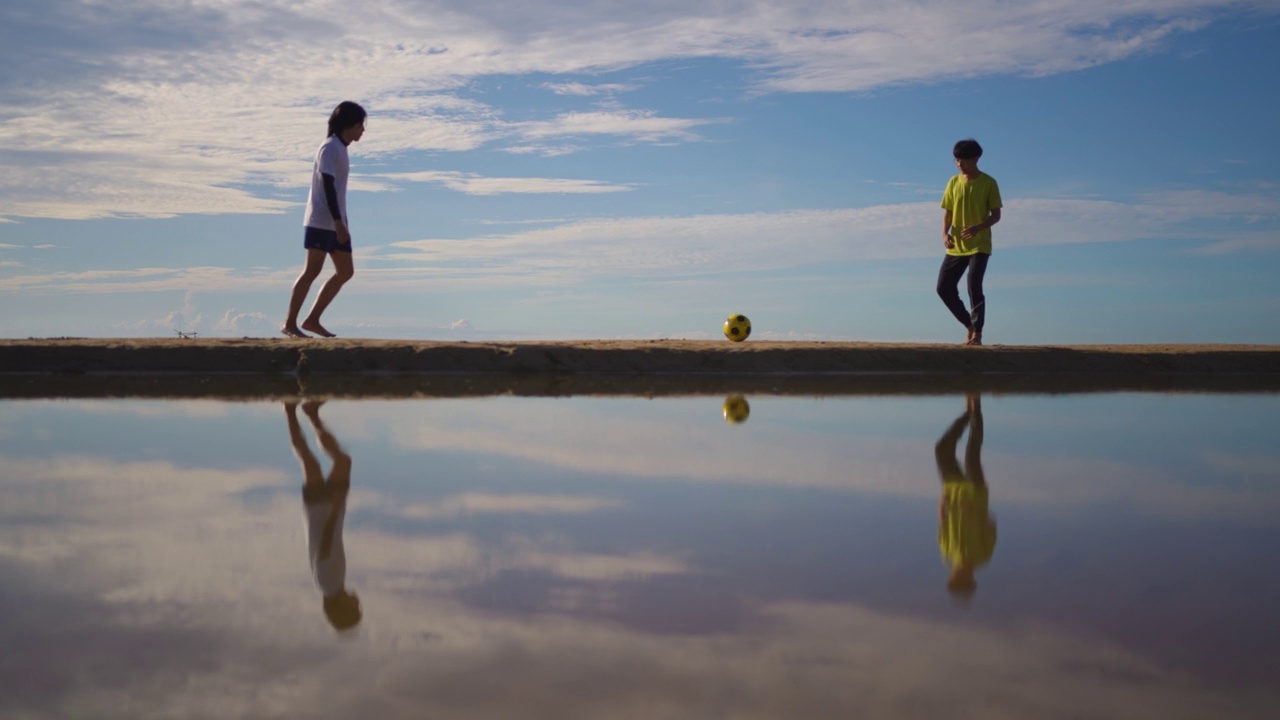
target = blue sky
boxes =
[1,0,1278,343]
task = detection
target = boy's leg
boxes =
[303,400,352,492]
[936,256,973,334]
[302,250,354,338]
[285,402,325,489]
[935,408,971,483]
[963,396,986,486]
[283,249,328,337]
[965,253,990,342]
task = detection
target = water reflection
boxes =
[722,395,750,424]
[1,392,1278,718]
[934,393,996,601]
[286,400,361,631]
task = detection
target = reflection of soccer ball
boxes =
[723,314,751,342]
[723,395,750,424]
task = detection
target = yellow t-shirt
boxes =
[941,173,1002,256]
[938,481,997,568]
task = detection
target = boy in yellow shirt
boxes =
[938,138,1002,346]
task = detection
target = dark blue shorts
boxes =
[304,226,352,253]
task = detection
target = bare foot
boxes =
[281,325,310,339]
[301,320,336,338]
[965,333,983,346]
[301,399,326,417]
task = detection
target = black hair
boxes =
[953,138,983,160]
[327,101,367,137]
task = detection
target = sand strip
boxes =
[2,338,1279,375]
[1,338,1278,398]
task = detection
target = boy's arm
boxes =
[961,208,1001,240]
[942,209,954,249]
[322,173,350,245]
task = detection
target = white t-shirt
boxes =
[305,499,347,598]
[303,135,350,231]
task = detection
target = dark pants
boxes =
[937,253,990,332]
[935,406,985,487]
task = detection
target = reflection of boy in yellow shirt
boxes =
[936,394,997,601]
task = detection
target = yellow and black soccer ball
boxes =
[722,313,751,342]
[722,395,750,424]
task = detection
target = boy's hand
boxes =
[960,223,985,239]
[943,232,954,249]
[336,222,351,246]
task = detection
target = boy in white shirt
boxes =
[282,101,367,339]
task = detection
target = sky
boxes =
[1,0,1279,344]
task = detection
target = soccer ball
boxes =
[723,313,751,342]
[722,395,751,424]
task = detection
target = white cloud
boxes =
[502,142,588,157]
[371,398,1280,525]
[0,152,298,220]
[510,109,722,143]
[747,7,1211,93]
[91,289,278,337]
[375,170,637,195]
[3,0,1270,219]
[213,307,273,335]
[388,399,929,493]
[1,191,1276,297]
[1187,233,1280,255]
[523,550,690,581]
[42,398,236,420]
[379,205,937,283]
[541,81,640,96]
[381,191,1280,281]
[360,492,624,521]
[0,266,292,295]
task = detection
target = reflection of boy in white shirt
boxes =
[286,400,361,631]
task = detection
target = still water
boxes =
[1,388,1278,719]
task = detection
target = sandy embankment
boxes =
[2,337,1279,375]
[1,338,1278,399]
